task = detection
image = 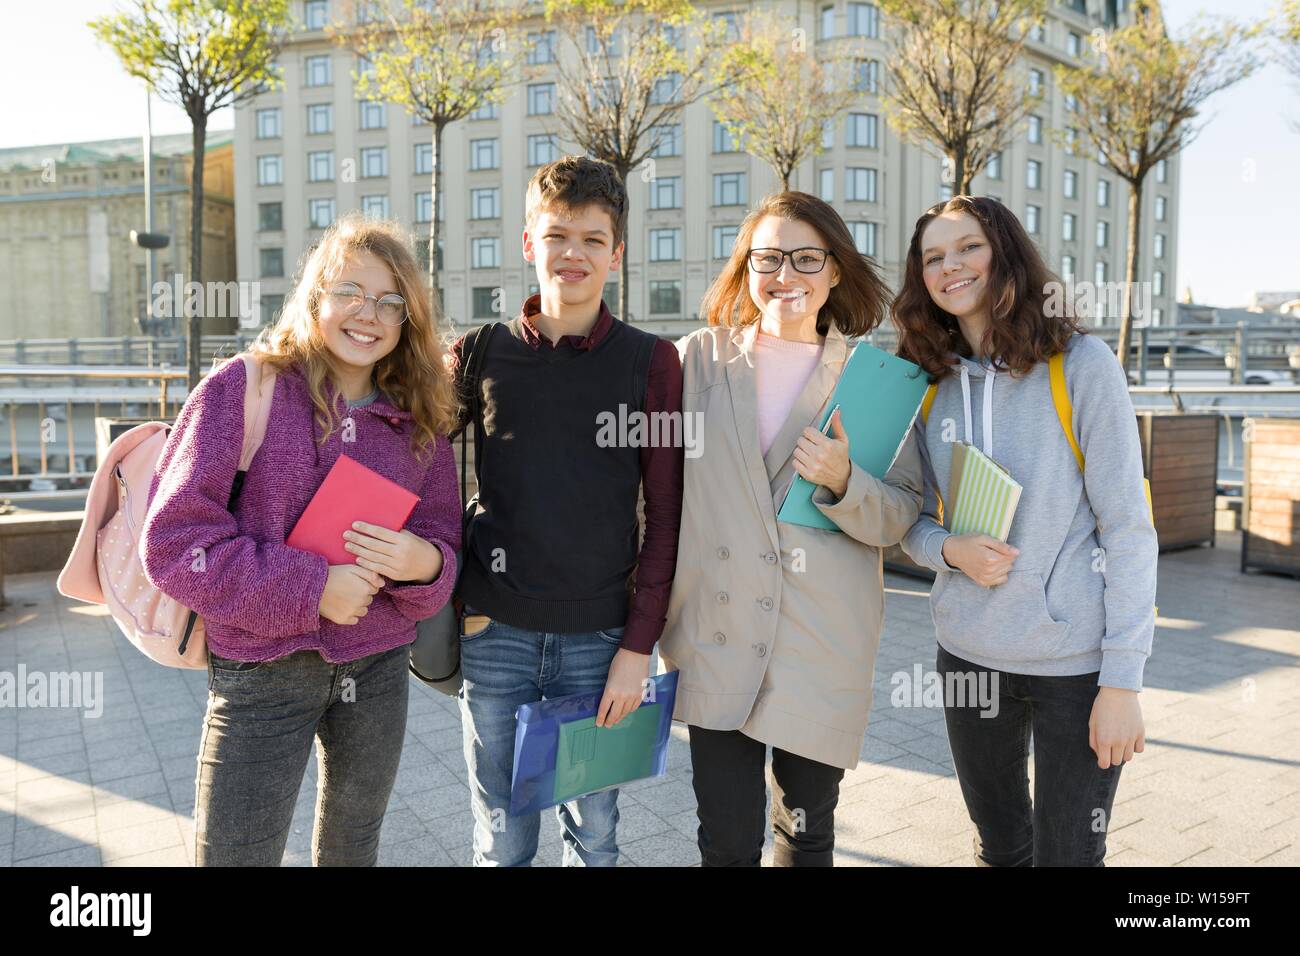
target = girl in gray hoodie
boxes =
[896,196,1158,866]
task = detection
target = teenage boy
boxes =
[448,155,684,866]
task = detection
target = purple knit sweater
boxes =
[140,356,460,663]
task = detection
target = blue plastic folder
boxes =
[777,341,929,532]
[508,671,679,816]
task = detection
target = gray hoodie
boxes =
[901,332,1158,691]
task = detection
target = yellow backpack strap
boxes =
[1049,351,1085,473]
[920,383,938,425]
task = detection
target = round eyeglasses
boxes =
[324,283,409,326]
[747,247,832,274]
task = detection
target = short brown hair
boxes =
[700,191,890,337]
[525,155,628,241]
[893,195,1085,382]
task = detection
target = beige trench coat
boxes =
[659,322,923,769]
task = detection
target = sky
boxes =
[2,0,1295,309]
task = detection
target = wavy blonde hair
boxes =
[242,214,458,465]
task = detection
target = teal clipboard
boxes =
[776,341,929,532]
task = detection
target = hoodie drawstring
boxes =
[958,364,996,459]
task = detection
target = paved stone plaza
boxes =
[1,530,1297,867]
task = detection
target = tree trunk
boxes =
[187,112,207,393]
[949,144,969,198]
[1116,182,1142,375]
[429,122,443,313]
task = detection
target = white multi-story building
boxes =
[234,0,1179,336]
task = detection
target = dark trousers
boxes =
[688,725,845,867]
[937,642,1124,867]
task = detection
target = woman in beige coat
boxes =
[661,192,922,866]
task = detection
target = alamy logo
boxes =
[0,666,103,718]
[49,886,151,936]
[594,404,704,459]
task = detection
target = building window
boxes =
[307,102,333,135]
[847,113,878,148]
[1095,260,1107,285]
[712,224,738,259]
[854,59,880,94]
[1029,68,1044,97]
[414,142,432,175]
[1153,270,1164,296]
[1026,204,1040,234]
[258,201,282,232]
[415,191,432,223]
[1027,159,1041,190]
[307,150,334,182]
[1155,195,1167,221]
[527,29,557,65]
[713,120,741,153]
[819,168,835,201]
[713,171,747,206]
[1064,127,1078,154]
[649,228,682,261]
[1097,179,1110,207]
[1154,232,1165,259]
[527,82,555,116]
[527,134,559,167]
[304,0,328,30]
[1156,158,1168,183]
[849,221,878,257]
[1152,307,1163,325]
[472,286,498,319]
[1032,22,1047,42]
[586,25,623,56]
[1064,93,1078,113]
[259,247,284,278]
[1061,254,1075,280]
[257,154,283,186]
[845,167,877,202]
[360,146,388,178]
[822,120,835,150]
[649,279,682,315]
[255,108,281,139]
[1028,115,1043,145]
[1096,220,1109,247]
[1062,212,1076,241]
[471,187,500,219]
[1064,168,1078,198]
[361,194,389,219]
[309,197,336,229]
[471,237,501,269]
[819,4,834,39]
[650,175,682,210]
[848,2,879,38]
[305,55,332,87]
[1067,31,1082,57]
[470,101,499,120]
[650,73,681,105]
[260,293,285,326]
[650,124,682,157]
[359,99,386,129]
[986,152,1002,179]
[470,138,500,170]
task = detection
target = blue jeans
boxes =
[937,642,1124,866]
[458,613,624,867]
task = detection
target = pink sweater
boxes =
[140,356,460,663]
[754,333,824,455]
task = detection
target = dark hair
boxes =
[893,195,1084,381]
[700,191,889,337]
[525,155,628,242]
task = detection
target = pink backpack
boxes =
[57,354,278,669]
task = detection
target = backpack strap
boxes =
[238,354,278,472]
[920,383,938,424]
[1049,351,1085,473]
[458,322,499,511]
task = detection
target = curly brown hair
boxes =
[893,195,1084,382]
[700,191,889,337]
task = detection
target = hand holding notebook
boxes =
[287,454,420,565]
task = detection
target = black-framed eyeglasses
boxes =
[325,282,409,326]
[747,247,832,274]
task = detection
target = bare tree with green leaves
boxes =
[879,0,1046,195]
[543,0,733,322]
[1274,0,1300,129]
[710,9,861,191]
[92,0,290,391]
[332,1,523,313]
[1056,2,1261,373]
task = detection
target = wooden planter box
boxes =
[1242,418,1300,578]
[1138,413,1219,553]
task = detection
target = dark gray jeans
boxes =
[195,644,409,866]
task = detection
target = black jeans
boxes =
[937,642,1124,866]
[688,725,845,867]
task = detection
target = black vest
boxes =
[458,316,658,632]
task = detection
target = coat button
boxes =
[760,597,774,611]
[764,551,778,565]
[716,591,729,604]
[713,632,726,645]
[717,546,730,560]
[753,643,767,657]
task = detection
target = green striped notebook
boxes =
[946,442,1023,542]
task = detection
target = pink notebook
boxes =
[286,454,420,565]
